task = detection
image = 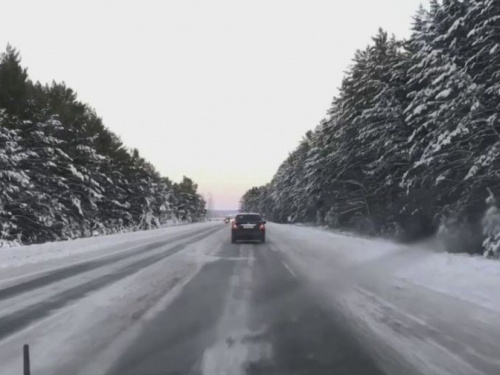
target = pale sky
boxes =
[1,0,423,209]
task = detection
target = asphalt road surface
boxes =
[1,222,498,375]
[0,223,384,375]
[107,239,383,375]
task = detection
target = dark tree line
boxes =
[0,46,205,245]
[241,0,500,256]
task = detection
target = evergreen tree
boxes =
[241,0,500,254]
[0,45,28,119]
[0,46,206,245]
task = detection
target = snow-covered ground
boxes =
[0,222,207,269]
[0,222,213,284]
[269,223,500,375]
[275,224,500,310]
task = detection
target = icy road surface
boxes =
[0,222,499,375]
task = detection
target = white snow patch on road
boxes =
[201,244,271,375]
[282,261,297,278]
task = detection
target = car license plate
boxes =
[242,224,254,229]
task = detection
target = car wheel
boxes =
[231,237,236,244]
[261,236,266,243]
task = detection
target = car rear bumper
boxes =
[232,229,265,240]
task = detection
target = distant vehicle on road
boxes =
[224,216,231,224]
[231,213,266,243]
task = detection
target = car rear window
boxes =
[235,214,262,223]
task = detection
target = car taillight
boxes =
[259,224,265,230]
[232,223,238,229]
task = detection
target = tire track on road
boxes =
[106,239,243,375]
[247,238,385,375]
[0,225,223,341]
[0,226,220,302]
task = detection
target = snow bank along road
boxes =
[0,222,499,375]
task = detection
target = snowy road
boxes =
[0,222,499,375]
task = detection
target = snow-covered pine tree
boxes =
[240,0,500,255]
[302,118,341,225]
[171,176,206,223]
[0,45,207,244]
[0,46,28,119]
[0,115,29,243]
[400,1,475,239]
[349,30,410,234]
[267,131,315,223]
[322,69,369,229]
[312,30,409,233]
[240,186,261,213]
[268,156,296,223]
[482,188,500,258]
[461,0,500,202]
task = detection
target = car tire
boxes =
[231,236,236,244]
[261,236,266,243]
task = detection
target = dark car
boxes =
[231,213,266,243]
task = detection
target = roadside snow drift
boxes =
[269,223,500,375]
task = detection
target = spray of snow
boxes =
[268,223,500,375]
[482,189,500,258]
